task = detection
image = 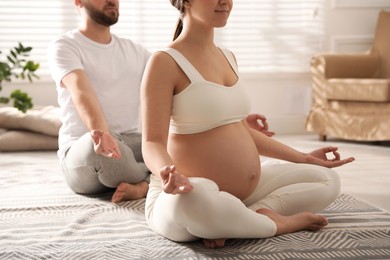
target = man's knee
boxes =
[62,164,108,194]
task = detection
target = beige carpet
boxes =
[1,148,390,259]
[272,134,390,212]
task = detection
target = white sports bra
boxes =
[162,48,251,134]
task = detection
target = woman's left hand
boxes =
[305,146,355,168]
[246,114,275,137]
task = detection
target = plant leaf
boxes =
[0,96,10,104]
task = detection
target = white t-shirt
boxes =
[47,29,151,159]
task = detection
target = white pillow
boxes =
[0,106,61,136]
[0,130,58,152]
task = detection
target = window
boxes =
[0,0,325,81]
[222,0,325,72]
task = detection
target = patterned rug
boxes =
[1,152,390,260]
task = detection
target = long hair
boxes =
[170,0,185,41]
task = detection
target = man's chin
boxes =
[106,12,119,23]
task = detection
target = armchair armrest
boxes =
[311,52,380,79]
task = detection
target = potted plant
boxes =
[0,42,40,112]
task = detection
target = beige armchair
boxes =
[305,10,390,141]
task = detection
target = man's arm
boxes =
[61,69,121,158]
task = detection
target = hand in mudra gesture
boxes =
[246,114,275,137]
[159,165,193,194]
[305,146,355,168]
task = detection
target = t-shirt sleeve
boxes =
[47,38,84,87]
[139,45,152,73]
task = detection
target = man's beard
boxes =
[84,1,119,26]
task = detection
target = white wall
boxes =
[2,0,390,134]
[325,0,390,52]
[1,81,57,107]
[242,72,312,134]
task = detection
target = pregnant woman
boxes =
[140,0,355,248]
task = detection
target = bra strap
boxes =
[161,48,204,83]
[219,48,240,76]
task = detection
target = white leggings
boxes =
[145,163,340,242]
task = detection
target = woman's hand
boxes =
[305,146,355,168]
[90,130,121,159]
[246,114,275,137]
[160,165,193,194]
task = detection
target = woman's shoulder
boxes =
[148,49,179,68]
[218,46,236,57]
[144,49,182,84]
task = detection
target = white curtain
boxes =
[0,0,325,81]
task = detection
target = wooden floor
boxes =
[273,134,390,211]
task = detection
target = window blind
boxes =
[0,0,325,81]
[223,0,325,72]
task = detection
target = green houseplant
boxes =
[0,42,40,112]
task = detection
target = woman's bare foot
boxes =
[203,238,226,249]
[256,208,328,235]
[111,181,149,203]
[201,209,326,248]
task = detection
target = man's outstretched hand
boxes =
[90,130,121,159]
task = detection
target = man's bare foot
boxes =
[256,208,328,235]
[203,238,226,249]
[111,181,148,203]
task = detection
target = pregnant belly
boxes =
[168,123,260,200]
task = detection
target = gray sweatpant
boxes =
[61,132,150,195]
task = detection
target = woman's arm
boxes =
[141,52,193,194]
[244,121,354,168]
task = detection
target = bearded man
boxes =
[48,0,151,203]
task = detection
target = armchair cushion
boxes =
[329,100,390,115]
[312,53,380,79]
[326,78,390,102]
